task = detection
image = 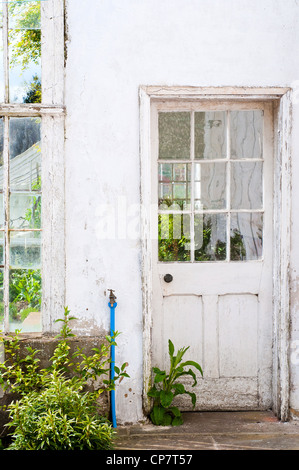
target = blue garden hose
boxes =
[108,290,117,428]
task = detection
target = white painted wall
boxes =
[64,0,299,422]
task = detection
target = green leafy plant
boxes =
[5,371,115,450]
[148,340,203,426]
[0,307,129,450]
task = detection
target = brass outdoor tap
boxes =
[108,289,117,306]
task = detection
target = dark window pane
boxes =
[159,112,190,160]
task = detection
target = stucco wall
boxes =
[64,0,299,423]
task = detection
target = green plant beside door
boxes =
[148,340,203,426]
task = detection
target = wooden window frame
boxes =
[0,0,65,334]
[139,86,292,421]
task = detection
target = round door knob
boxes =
[164,274,173,283]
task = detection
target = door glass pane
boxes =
[159,162,172,182]
[231,162,263,210]
[194,162,226,210]
[173,163,188,181]
[194,111,226,159]
[194,213,226,261]
[159,112,190,160]
[159,163,191,210]
[158,213,190,261]
[230,110,263,159]
[230,213,263,261]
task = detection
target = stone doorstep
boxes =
[114,411,299,450]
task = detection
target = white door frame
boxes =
[139,86,292,421]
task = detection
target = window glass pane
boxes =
[0,194,3,229]
[159,112,190,160]
[231,161,263,210]
[0,231,3,264]
[10,193,41,229]
[159,162,172,182]
[194,111,226,159]
[230,213,263,261]
[159,163,191,210]
[0,117,4,191]
[8,1,41,103]
[0,268,3,330]
[9,116,41,160]
[158,213,190,261]
[9,268,41,332]
[194,213,226,261]
[0,5,4,103]
[173,163,188,181]
[10,231,41,269]
[230,110,263,159]
[10,141,41,192]
[194,162,226,210]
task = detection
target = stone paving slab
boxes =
[115,411,299,451]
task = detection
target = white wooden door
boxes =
[151,101,274,410]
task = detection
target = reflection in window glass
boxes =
[10,193,41,229]
[194,111,227,159]
[9,268,41,333]
[0,231,3,265]
[231,161,263,210]
[0,7,4,103]
[9,117,41,190]
[157,108,265,264]
[10,230,41,269]
[0,4,43,332]
[194,214,226,261]
[8,1,41,103]
[7,117,42,332]
[0,117,3,187]
[230,110,263,159]
[0,268,3,330]
[0,118,3,228]
[194,162,226,210]
[0,197,3,229]
[230,213,263,261]
[158,163,191,210]
[159,112,190,160]
[159,214,190,261]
